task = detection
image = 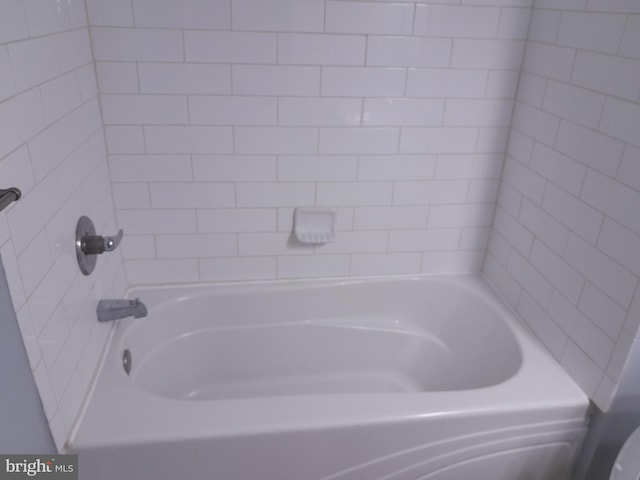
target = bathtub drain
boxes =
[122,349,132,376]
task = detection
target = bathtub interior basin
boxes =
[122,277,522,401]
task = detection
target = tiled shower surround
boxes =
[0,0,639,451]
[92,0,530,283]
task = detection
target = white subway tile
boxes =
[582,170,640,237]
[565,233,637,308]
[32,363,57,420]
[444,99,513,127]
[7,174,61,254]
[321,67,405,97]
[511,102,559,146]
[279,98,362,127]
[197,209,276,233]
[435,154,503,180]
[0,89,45,160]
[483,254,522,308]
[363,99,444,127]
[619,15,640,59]
[625,287,640,336]
[555,121,624,177]
[600,97,640,148]
[150,183,235,209]
[366,37,451,68]
[0,48,16,102]
[132,0,230,29]
[139,63,231,95]
[580,282,627,341]
[190,96,276,126]
[314,231,388,254]
[96,62,139,94]
[530,239,584,304]
[572,51,640,102]
[17,231,53,297]
[414,5,500,37]
[496,182,522,218]
[389,229,460,252]
[277,254,350,279]
[586,0,640,14]
[317,182,393,206]
[527,9,561,43]
[56,131,106,202]
[508,250,554,308]
[351,253,422,276]
[278,207,353,233]
[101,94,188,125]
[38,304,70,371]
[145,126,234,154]
[325,1,414,35]
[110,155,192,182]
[517,292,568,361]
[428,204,495,228]
[542,81,606,129]
[485,70,520,99]
[91,27,183,62]
[400,127,478,154]
[606,333,634,382]
[0,0,30,43]
[120,235,155,260]
[278,34,365,66]
[519,200,569,255]
[8,36,64,91]
[125,259,199,284]
[0,241,26,310]
[87,0,133,26]
[460,227,491,250]
[476,127,510,153]
[530,142,586,196]
[467,179,500,203]
[110,182,148,210]
[492,207,533,257]
[358,155,436,181]
[239,232,307,256]
[0,146,36,197]
[617,145,640,191]
[278,156,357,181]
[236,183,314,207]
[560,341,602,398]
[319,128,399,155]
[516,73,547,107]
[156,234,237,259]
[193,156,276,182]
[497,7,532,39]
[542,184,603,244]
[393,180,469,205]
[422,250,484,274]
[117,209,196,234]
[234,65,320,96]
[232,0,325,32]
[235,127,317,155]
[598,219,640,277]
[354,206,428,230]
[522,41,575,81]
[406,69,487,98]
[104,126,145,154]
[452,39,525,69]
[184,31,275,64]
[550,291,614,369]
[557,12,626,53]
[200,257,276,281]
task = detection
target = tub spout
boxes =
[97,298,147,322]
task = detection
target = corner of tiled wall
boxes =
[87,0,533,285]
[483,0,640,411]
[0,0,126,450]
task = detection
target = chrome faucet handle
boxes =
[103,229,123,252]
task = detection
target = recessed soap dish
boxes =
[293,207,336,244]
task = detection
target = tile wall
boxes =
[87,0,533,284]
[0,1,126,450]
[484,0,640,411]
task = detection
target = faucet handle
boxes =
[104,229,123,252]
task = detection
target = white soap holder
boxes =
[293,207,336,244]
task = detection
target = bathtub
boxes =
[69,275,589,480]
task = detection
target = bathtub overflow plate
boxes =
[122,349,132,376]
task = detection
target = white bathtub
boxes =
[69,275,589,480]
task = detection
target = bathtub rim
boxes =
[68,273,589,451]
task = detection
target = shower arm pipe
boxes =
[0,188,21,213]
